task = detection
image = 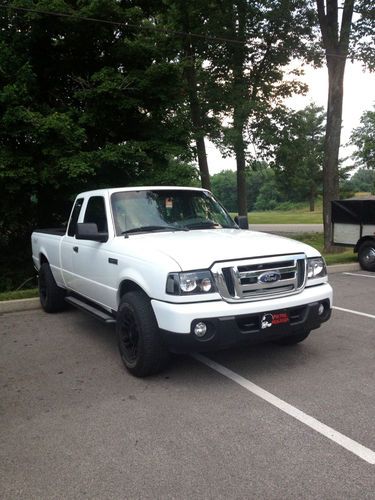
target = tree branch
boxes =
[339,0,355,52]
[316,0,330,49]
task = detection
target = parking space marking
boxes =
[333,306,375,320]
[193,354,375,465]
[343,272,375,279]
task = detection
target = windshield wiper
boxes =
[122,225,188,237]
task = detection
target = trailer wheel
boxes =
[273,329,311,346]
[358,241,375,272]
[39,263,66,312]
[117,291,169,377]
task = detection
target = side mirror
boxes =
[234,215,249,230]
[76,223,108,242]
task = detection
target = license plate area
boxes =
[261,311,289,330]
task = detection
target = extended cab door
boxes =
[70,194,116,308]
[60,197,84,289]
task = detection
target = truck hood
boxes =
[130,229,321,270]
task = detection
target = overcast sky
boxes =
[206,62,375,174]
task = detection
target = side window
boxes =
[83,196,108,232]
[67,198,84,237]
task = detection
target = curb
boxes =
[0,261,362,314]
[0,297,40,314]
[327,262,360,274]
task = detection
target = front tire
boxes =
[116,291,169,377]
[273,329,311,346]
[358,241,375,272]
[39,262,66,313]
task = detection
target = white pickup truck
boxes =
[32,186,332,376]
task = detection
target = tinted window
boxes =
[84,196,108,232]
[67,198,84,236]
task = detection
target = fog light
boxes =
[194,322,207,337]
[318,303,325,316]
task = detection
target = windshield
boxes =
[111,189,237,235]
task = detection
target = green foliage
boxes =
[270,103,325,209]
[0,288,38,302]
[210,163,280,212]
[0,0,197,291]
[350,106,375,170]
[341,168,375,195]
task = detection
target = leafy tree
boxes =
[204,0,318,216]
[210,162,280,212]
[341,168,375,194]
[0,0,196,291]
[350,105,375,170]
[272,104,325,211]
[210,170,238,211]
[315,0,375,250]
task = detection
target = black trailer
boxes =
[331,198,375,271]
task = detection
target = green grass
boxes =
[291,233,357,265]
[230,201,323,224]
[0,288,38,302]
[248,208,322,224]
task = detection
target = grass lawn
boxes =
[0,288,38,302]
[248,209,322,224]
[230,201,323,224]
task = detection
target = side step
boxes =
[65,296,116,324]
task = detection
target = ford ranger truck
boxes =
[31,187,332,377]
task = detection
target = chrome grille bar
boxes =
[211,254,307,303]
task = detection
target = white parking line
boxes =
[343,272,375,279]
[193,354,375,465]
[333,306,375,320]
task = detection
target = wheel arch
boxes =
[117,279,149,305]
[39,253,48,264]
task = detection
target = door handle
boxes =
[73,246,79,253]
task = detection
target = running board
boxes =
[65,296,116,324]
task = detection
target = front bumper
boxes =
[151,283,332,353]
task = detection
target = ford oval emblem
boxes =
[258,271,281,284]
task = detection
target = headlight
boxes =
[166,271,216,295]
[307,257,327,279]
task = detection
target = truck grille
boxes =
[211,254,307,302]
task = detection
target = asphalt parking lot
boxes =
[1,271,374,499]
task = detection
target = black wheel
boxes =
[39,262,66,313]
[116,291,169,377]
[358,241,375,272]
[273,330,311,346]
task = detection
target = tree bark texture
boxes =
[231,1,248,216]
[316,0,354,251]
[181,7,211,191]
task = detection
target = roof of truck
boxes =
[77,186,209,197]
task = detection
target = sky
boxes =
[206,62,375,174]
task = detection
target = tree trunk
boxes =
[184,55,211,190]
[234,131,247,216]
[231,1,247,216]
[309,184,315,212]
[322,58,346,250]
[181,6,211,191]
[316,0,354,252]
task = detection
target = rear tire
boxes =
[273,330,311,346]
[358,241,375,272]
[117,291,169,377]
[39,262,66,312]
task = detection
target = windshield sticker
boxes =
[165,197,173,209]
